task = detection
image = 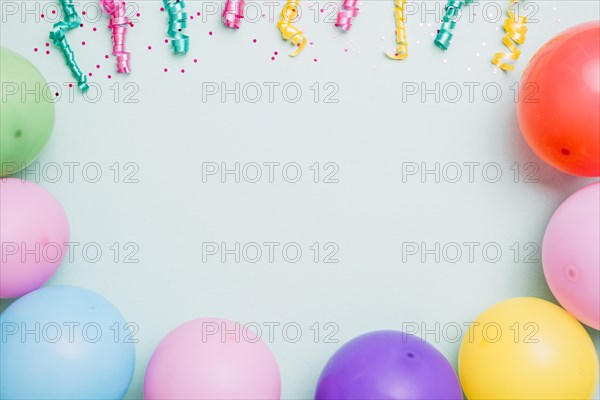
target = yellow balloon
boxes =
[459,297,598,399]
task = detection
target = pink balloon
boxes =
[144,318,281,399]
[543,182,600,330]
[0,178,69,298]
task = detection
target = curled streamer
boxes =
[222,0,245,29]
[277,0,307,57]
[492,1,528,71]
[163,0,189,54]
[335,0,359,31]
[385,0,408,60]
[434,0,472,50]
[100,0,131,73]
[49,0,88,91]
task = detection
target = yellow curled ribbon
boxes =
[492,0,528,71]
[386,0,408,60]
[277,0,307,57]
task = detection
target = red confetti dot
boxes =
[88,72,93,76]
[129,22,134,27]
[181,69,185,73]
[34,48,38,52]
[108,75,112,79]
[93,27,97,31]
[148,45,152,50]
[271,56,275,60]
[81,41,86,45]
[52,10,56,14]
[197,11,201,16]
[96,64,100,69]
[45,43,50,47]
[253,39,257,43]
[136,12,140,17]
[69,83,73,88]
[209,31,213,35]
[41,13,45,18]
[160,7,164,11]
[82,11,86,15]
[45,50,50,55]
[164,68,168,72]
[193,59,198,63]
[274,51,278,55]
[105,54,109,59]
[164,39,169,43]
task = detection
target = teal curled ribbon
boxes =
[434,0,473,51]
[49,0,88,91]
[163,0,189,54]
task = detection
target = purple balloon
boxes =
[315,331,462,400]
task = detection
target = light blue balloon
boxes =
[0,286,135,399]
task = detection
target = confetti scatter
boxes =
[163,0,189,53]
[49,0,88,91]
[277,0,307,56]
[335,0,359,31]
[100,0,131,73]
[222,0,244,29]
[434,0,473,50]
[491,0,528,71]
[386,0,408,60]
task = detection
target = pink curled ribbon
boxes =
[335,0,359,30]
[222,0,245,29]
[100,0,131,73]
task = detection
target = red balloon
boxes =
[518,22,600,177]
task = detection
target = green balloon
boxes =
[1,47,55,177]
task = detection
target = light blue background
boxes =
[1,0,599,398]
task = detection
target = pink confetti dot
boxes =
[96,64,100,69]
[190,16,194,20]
[41,13,45,18]
[69,83,73,88]
[108,75,112,79]
[52,10,56,14]
[93,27,97,31]
[45,43,50,47]
[320,8,324,12]
[88,72,93,76]
[271,56,275,60]
[82,11,86,15]
[136,12,140,17]
[105,54,109,59]
[193,59,198,63]
[160,7,164,11]
[253,39,257,43]
[34,48,38,52]
[45,50,50,55]
[209,31,213,35]
[81,41,86,45]
[164,68,168,72]
[129,22,134,27]
[181,69,185,73]
[164,39,169,43]
[197,11,201,16]
[313,58,318,62]
[148,45,152,50]
[274,51,278,55]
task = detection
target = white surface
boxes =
[1,0,599,398]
